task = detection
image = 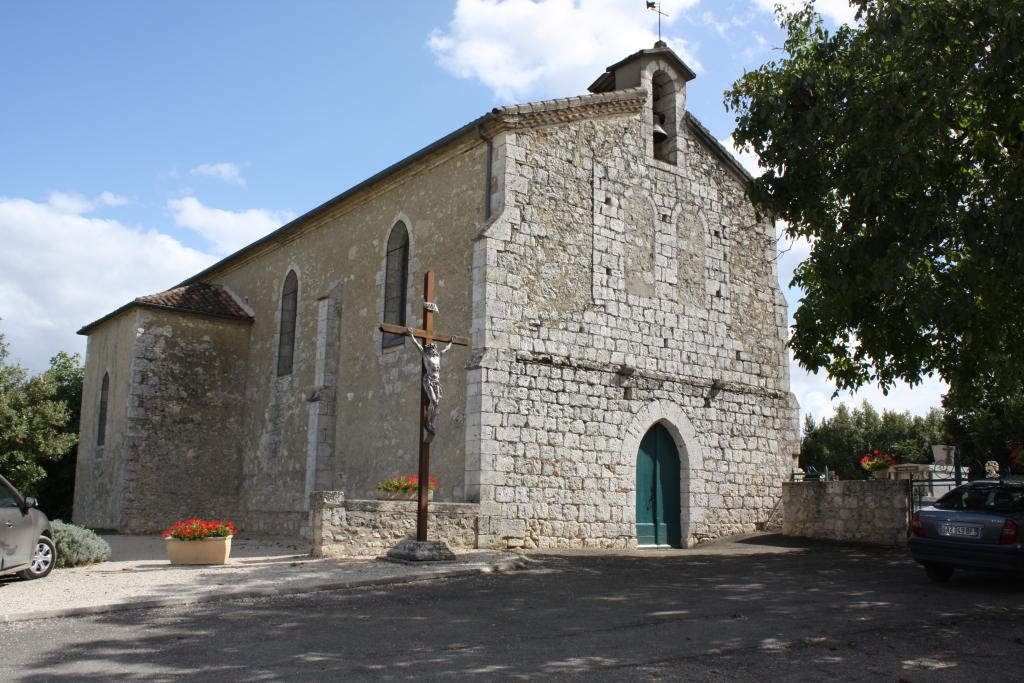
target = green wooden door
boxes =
[635,424,682,548]
[635,430,658,545]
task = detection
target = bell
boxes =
[652,121,669,144]
[652,112,668,143]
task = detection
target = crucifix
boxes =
[379,271,470,543]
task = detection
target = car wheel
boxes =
[924,564,954,583]
[16,536,56,580]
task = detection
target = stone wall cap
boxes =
[345,499,481,515]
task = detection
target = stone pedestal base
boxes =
[385,539,456,563]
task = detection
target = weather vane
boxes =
[646,1,668,42]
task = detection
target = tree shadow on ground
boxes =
[6,543,1024,681]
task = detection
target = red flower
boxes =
[162,518,237,541]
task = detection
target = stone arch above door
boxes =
[621,399,705,548]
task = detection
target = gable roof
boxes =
[588,42,697,93]
[78,283,253,335]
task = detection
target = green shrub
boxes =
[51,520,111,568]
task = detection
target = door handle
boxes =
[3,521,12,527]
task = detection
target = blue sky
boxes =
[0,0,944,421]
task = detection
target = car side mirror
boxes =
[24,496,38,509]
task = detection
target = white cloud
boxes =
[190,162,247,187]
[167,196,295,256]
[97,191,130,207]
[700,9,755,38]
[0,195,215,373]
[429,0,702,102]
[46,191,130,215]
[753,0,858,26]
[791,360,948,425]
[740,31,769,60]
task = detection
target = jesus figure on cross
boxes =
[406,330,453,443]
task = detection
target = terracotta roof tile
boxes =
[135,283,252,320]
[77,283,252,335]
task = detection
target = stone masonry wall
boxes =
[469,92,799,550]
[309,492,479,557]
[212,138,485,535]
[74,310,139,529]
[782,481,911,546]
[119,309,251,533]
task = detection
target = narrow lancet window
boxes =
[382,221,409,348]
[97,372,109,447]
[277,270,298,376]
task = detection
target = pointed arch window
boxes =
[97,372,109,447]
[382,221,409,348]
[277,270,298,376]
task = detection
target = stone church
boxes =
[74,44,799,551]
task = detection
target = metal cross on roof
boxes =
[646,1,669,42]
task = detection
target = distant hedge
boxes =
[52,521,111,568]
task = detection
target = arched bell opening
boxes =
[651,70,677,164]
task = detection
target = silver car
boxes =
[0,474,55,580]
[910,481,1024,582]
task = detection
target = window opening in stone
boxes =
[97,372,109,446]
[277,270,298,376]
[383,221,409,349]
[652,70,677,164]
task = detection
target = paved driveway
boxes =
[1,535,1022,681]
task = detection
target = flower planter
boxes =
[871,468,891,480]
[375,490,434,501]
[166,536,233,565]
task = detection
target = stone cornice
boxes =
[484,87,646,134]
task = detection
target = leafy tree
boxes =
[726,1,1024,403]
[943,389,1024,474]
[800,401,948,478]
[37,351,85,518]
[0,334,79,494]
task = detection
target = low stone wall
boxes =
[782,480,910,546]
[309,492,480,557]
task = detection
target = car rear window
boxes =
[935,486,1024,514]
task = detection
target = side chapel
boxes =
[74,44,800,550]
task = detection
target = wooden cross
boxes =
[379,271,470,542]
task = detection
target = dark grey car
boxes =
[0,474,55,580]
[910,481,1024,582]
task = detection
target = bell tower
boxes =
[588,42,696,166]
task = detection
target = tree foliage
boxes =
[801,401,948,479]
[37,350,85,518]
[726,1,1024,402]
[943,388,1024,473]
[0,334,80,494]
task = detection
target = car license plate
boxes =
[939,524,980,538]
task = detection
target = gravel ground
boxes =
[0,534,524,622]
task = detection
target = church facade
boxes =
[74,44,799,549]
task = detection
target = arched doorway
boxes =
[635,423,682,548]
